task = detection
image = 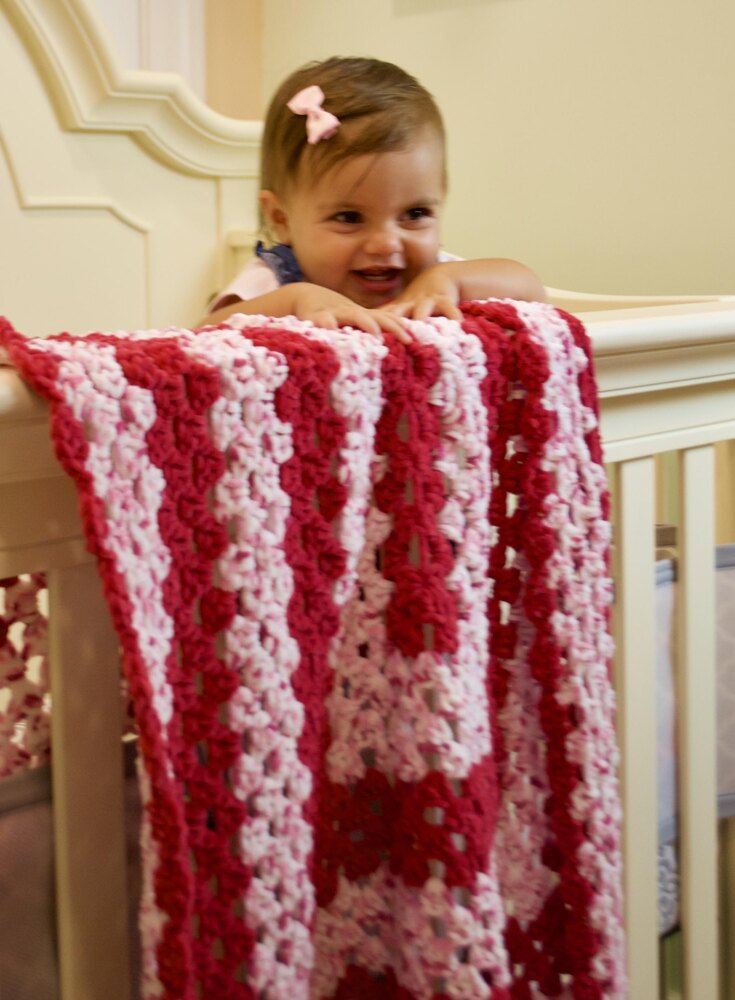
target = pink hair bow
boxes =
[287,85,341,144]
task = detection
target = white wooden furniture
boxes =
[1,2,734,997]
[592,300,735,999]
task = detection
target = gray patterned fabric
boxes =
[655,543,735,937]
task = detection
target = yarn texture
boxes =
[0,301,625,999]
[0,574,49,776]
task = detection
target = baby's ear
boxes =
[259,190,290,243]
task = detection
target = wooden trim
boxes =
[4,0,261,176]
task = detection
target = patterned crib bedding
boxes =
[0,574,49,778]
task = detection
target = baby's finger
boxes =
[382,300,412,318]
[374,312,413,344]
[409,297,437,321]
[309,310,339,330]
[391,296,439,322]
[349,315,383,337]
[432,297,463,321]
[333,308,386,338]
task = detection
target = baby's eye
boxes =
[404,206,434,223]
[332,210,362,225]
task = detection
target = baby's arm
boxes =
[201,283,409,341]
[386,258,547,321]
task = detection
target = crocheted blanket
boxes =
[0,302,625,1000]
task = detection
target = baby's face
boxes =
[268,130,445,308]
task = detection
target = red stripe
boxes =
[238,328,349,919]
[114,336,254,999]
[334,964,419,1000]
[467,303,604,993]
[330,329,500,997]
[458,304,522,783]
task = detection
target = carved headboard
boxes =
[0,0,260,338]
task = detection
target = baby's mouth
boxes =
[352,268,403,293]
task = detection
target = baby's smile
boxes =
[352,266,403,292]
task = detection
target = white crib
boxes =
[588,299,735,999]
[1,1,734,997]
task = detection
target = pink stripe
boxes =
[176,326,315,996]
[314,862,511,999]
[225,322,352,937]
[515,301,624,993]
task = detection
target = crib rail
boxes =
[2,298,735,999]
[588,298,735,999]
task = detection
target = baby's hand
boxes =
[384,266,463,322]
[387,258,548,315]
[291,284,411,342]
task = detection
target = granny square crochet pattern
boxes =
[0,301,625,999]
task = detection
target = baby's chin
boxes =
[345,287,402,311]
[350,293,395,310]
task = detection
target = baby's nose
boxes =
[364,224,402,256]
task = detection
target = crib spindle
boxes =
[720,820,735,994]
[612,456,660,1000]
[48,562,131,1000]
[676,445,719,999]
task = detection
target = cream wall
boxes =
[261,0,735,296]
[205,0,262,120]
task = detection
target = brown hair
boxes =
[260,56,446,195]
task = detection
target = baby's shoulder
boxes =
[209,256,280,313]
